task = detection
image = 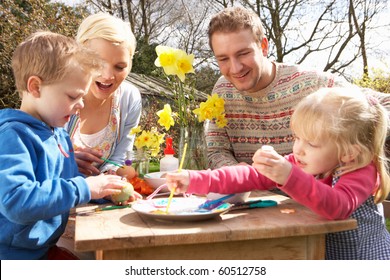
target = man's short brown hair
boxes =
[208,6,265,50]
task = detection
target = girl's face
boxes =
[30,66,91,128]
[292,134,340,176]
[86,38,131,100]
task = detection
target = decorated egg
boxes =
[111,182,134,204]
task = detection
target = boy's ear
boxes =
[27,76,42,97]
[341,144,361,163]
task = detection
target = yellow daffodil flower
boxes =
[155,45,194,82]
[130,126,142,135]
[131,126,165,156]
[174,50,195,82]
[193,94,227,128]
[154,45,178,76]
[216,114,228,128]
[157,104,175,131]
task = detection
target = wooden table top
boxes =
[74,190,357,253]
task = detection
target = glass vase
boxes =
[126,149,150,177]
[178,124,208,170]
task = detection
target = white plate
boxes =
[132,197,232,222]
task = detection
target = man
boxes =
[205,6,390,169]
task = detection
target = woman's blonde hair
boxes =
[208,6,265,50]
[76,13,136,65]
[291,87,390,203]
[12,31,102,96]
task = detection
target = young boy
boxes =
[0,31,133,259]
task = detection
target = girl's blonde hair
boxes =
[291,87,390,203]
[208,6,265,50]
[76,13,136,68]
[12,31,102,96]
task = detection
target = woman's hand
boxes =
[251,147,292,186]
[165,170,190,194]
[74,147,104,176]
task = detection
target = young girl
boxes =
[166,87,390,260]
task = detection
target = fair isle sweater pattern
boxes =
[206,63,344,169]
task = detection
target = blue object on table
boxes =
[232,199,277,210]
[198,194,235,210]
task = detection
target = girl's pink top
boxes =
[188,154,378,220]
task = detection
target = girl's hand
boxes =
[165,170,190,194]
[74,147,103,176]
[251,147,292,185]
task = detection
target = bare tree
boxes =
[207,0,389,79]
[349,0,388,77]
[85,0,181,44]
[86,0,116,13]
[81,0,389,80]
[171,0,213,64]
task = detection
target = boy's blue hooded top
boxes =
[0,109,91,259]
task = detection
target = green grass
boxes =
[386,218,390,232]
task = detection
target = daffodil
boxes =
[154,46,227,170]
[193,94,227,128]
[155,46,194,83]
[216,114,228,128]
[155,45,198,127]
[174,50,194,82]
[154,45,178,76]
[157,104,175,131]
[130,126,142,135]
[131,126,165,157]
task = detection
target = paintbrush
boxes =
[101,157,124,168]
[165,142,187,214]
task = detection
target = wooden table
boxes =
[74,190,356,260]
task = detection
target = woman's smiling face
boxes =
[86,38,131,100]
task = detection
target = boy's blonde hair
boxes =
[291,87,390,203]
[12,31,102,96]
[76,13,136,64]
[208,6,265,50]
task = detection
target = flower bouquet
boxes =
[154,45,227,169]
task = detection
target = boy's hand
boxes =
[109,190,143,206]
[165,170,190,194]
[251,147,292,186]
[86,174,129,199]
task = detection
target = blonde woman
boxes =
[66,13,142,176]
[166,87,390,259]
